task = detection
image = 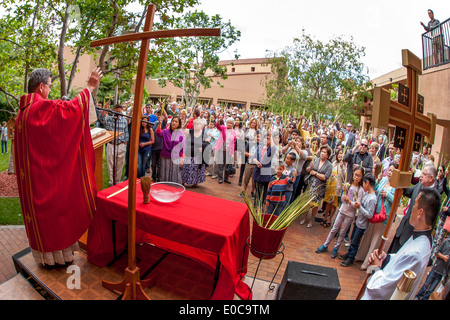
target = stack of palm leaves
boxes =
[240,188,318,230]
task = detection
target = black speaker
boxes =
[277,261,341,300]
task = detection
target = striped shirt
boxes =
[266,174,293,203]
[99,114,129,144]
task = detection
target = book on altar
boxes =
[90,127,111,146]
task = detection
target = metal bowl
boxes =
[150,182,185,203]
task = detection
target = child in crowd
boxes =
[283,152,298,204]
[339,173,377,266]
[316,166,365,258]
[1,121,7,154]
[266,162,297,216]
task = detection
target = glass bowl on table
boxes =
[150,182,185,203]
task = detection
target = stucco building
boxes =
[143,58,271,110]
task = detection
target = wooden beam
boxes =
[402,49,422,75]
[90,28,221,48]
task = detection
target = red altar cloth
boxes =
[87,181,252,300]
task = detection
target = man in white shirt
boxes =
[362,188,441,300]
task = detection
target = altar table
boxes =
[87,180,252,300]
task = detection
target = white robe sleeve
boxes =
[362,236,431,300]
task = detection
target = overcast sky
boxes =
[191,0,448,80]
[1,1,447,80]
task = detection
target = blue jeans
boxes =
[289,178,301,204]
[347,224,366,261]
[267,201,286,216]
[284,191,293,205]
[1,141,6,153]
[138,151,151,179]
[415,270,443,300]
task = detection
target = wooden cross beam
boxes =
[356,49,437,300]
[90,4,220,300]
[372,49,436,171]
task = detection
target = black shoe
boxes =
[224,180,231,184]
[338,253,348,260]
[340,259,354,267]
[238,182,242,186]
[43,260,73,270]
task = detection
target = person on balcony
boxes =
[421,9,443,65]
[420,9,440,32]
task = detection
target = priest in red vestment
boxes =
[14,67,102,268]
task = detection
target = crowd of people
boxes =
[13,64,448,300]
[97,98,450,300]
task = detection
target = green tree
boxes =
[0,0,59,116]
[264,30,372,125]
[152,10,240,110]
[0,0,201,113]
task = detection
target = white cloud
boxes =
[194,0,449,79]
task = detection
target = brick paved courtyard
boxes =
[0,170,402,300]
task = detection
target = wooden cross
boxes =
[357,49,437,300]
[90,4,220,300]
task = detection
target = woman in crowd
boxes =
[233,116,244,169]
[282,134,308,204]
[204,120,220,178]
[376,135,386,161]
[182,118,207,188]
[294,136,318,199]
[369,141,380,163]
[137,115,155,179]
[321,147,347,227]
[435,164,449,196]
[430,196,450,264]
[179,109,188,129]
[300,144,333,228]
[252,131,276,207]
[215,117,237,184]
[238,117,258,186]
[156,115,185,184]
[336,130,346,147]
[355,163,397,270]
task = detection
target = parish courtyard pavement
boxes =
[0,170,402,300]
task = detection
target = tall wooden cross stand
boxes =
[90,4,220,300]
[356,49,436,300]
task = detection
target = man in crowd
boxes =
[362,188,441,300]
[343,138,373,183]
[381,143,396,176]
[99,102,129,186]
[388,164,437,254]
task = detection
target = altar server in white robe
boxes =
[361,188,440,300]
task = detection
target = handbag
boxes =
[369,195,387,223]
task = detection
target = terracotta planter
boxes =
[250,214,287,259]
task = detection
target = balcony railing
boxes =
[422,18,450,70]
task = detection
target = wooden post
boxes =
[90,4,220,300]
[356,49,436,300]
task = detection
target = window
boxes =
[231,67,235,72]
[251,67,255,72]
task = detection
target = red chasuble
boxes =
[14,89,97,253]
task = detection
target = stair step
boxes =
[0,273,45,300]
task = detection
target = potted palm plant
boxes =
[241,188,318,259]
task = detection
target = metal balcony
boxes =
[422,18,450,70]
